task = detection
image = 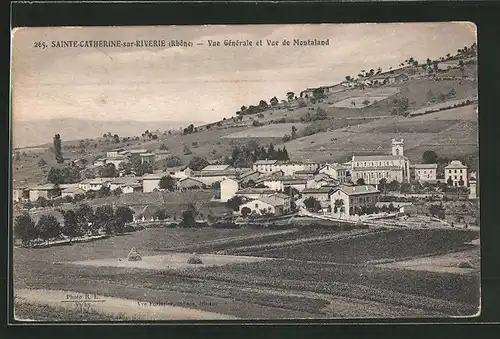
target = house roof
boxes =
[445,160,467,169]
[302,187,335,195]
[82,178,113,185]
[62,187,85,194]
[142,173,165,180]
[140,153,155,157]
[236,188,276,195]
[110,177,141,185]
[238,170,260,179]
[294,169,317,175]
[268,193,290,200]
[30,184,57,191]
[333,185,380,196]
[254,160,278,165]
[128,149,148,154]
[251,195,286,208]
[411,163,438,169]
[178,177,205,185]
[352,154,407,162]
[165,166,188,173]
[201,164,232,171]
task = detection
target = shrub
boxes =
[187,253,203,265]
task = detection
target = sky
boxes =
[11,23,477,123]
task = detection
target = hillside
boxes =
[12,53,478,185]
[13,118,206,149]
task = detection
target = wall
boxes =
[143,179,160,192]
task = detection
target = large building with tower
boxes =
[350,139,411,186]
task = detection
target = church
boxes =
[350,139,411,186]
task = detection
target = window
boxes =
[460,169,463,174]
[255,203,258,208]
[454,176,457,180]
[454,169,457,173]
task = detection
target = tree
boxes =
[258,100,269,110]
[378,178,387,193]
[62,210,82,240]
[356,178,365,186]
[422,150,438,164]
[114,206,134,233]
[181,209,196,228]
[159,144,169,151]
[53,134,64,163]
[226,196,244,212]
[95,205,114,235]
[303,197,322,213]
[447,176,454,187]
[99,163,118,178]
[188,156,209,171]
[14,213,38,246]
[37,215,62,243]
[387,180,400,192]
[429,204,445,219]
[75,204,94,235]
[270,96,279,106]
[291,125,298,139]
[333,199,345,216]
[241,207,251,217]
[458,178,465,186]
[183,144,192,155]
[153,208,168,220]
[47,167,64,184]
[159,175,176,191]
[286,92,295,101]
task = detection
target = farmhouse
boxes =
[253,160,278,173]
[109,176,141,191]
[411,163,438,182]
[128,149,148,155]
[166,166,192,180]
[191,167,249,185]
[106,148,123,158]
[13,184,30,202]
[177,177,205,191]
[201,164,232,172]
[93,158,106,167]
[220,178,240,202]
[351,139,410,186]
[235,187,276,200]
[141,173,164,192]
[237,170,261,185]
[140,153,155,165]
[445,160,468,187]
[78,178,112,192]
[318,163,350,183]
[294,169,317,178]
[306,173,339,189]
[61,186,85,198]
[29,184,60,202]
[239,194,291,217]
[330,184,380,217]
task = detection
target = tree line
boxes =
[230,143,289,168]
[14,204,135,247]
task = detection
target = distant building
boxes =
[61,186,85,198]
[253,160,279,173]
[306,173,339,189]
[469,174,477,200]
[411,163,438,182]
[93,158,106,167]
[12,184,29,202]
[350,139,410,186]
[445,160,468,187]
[79,178,112,192]
[238,194,291,216]
[141,173,165,192]
[128,149,148,156]
[29,184,60,201]
[106,148,123,158]
[109,177,141,192]
[220,178,240,202]
[330,185,380,217]
[301,186,335,211]
[201,164,232,172]
[140,153,155,165]
[318,163,350,183]
[165,166,191,180]
[235,187,276,200]
[237,170,261,185]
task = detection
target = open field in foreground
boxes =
[14,227,480,320]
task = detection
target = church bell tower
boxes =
[391,139,404,156]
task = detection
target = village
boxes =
[12,27,480,321]
[13,137,478,232]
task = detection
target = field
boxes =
[14,226,480,320]
[330,96,389,109]
[221,123,307,139]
